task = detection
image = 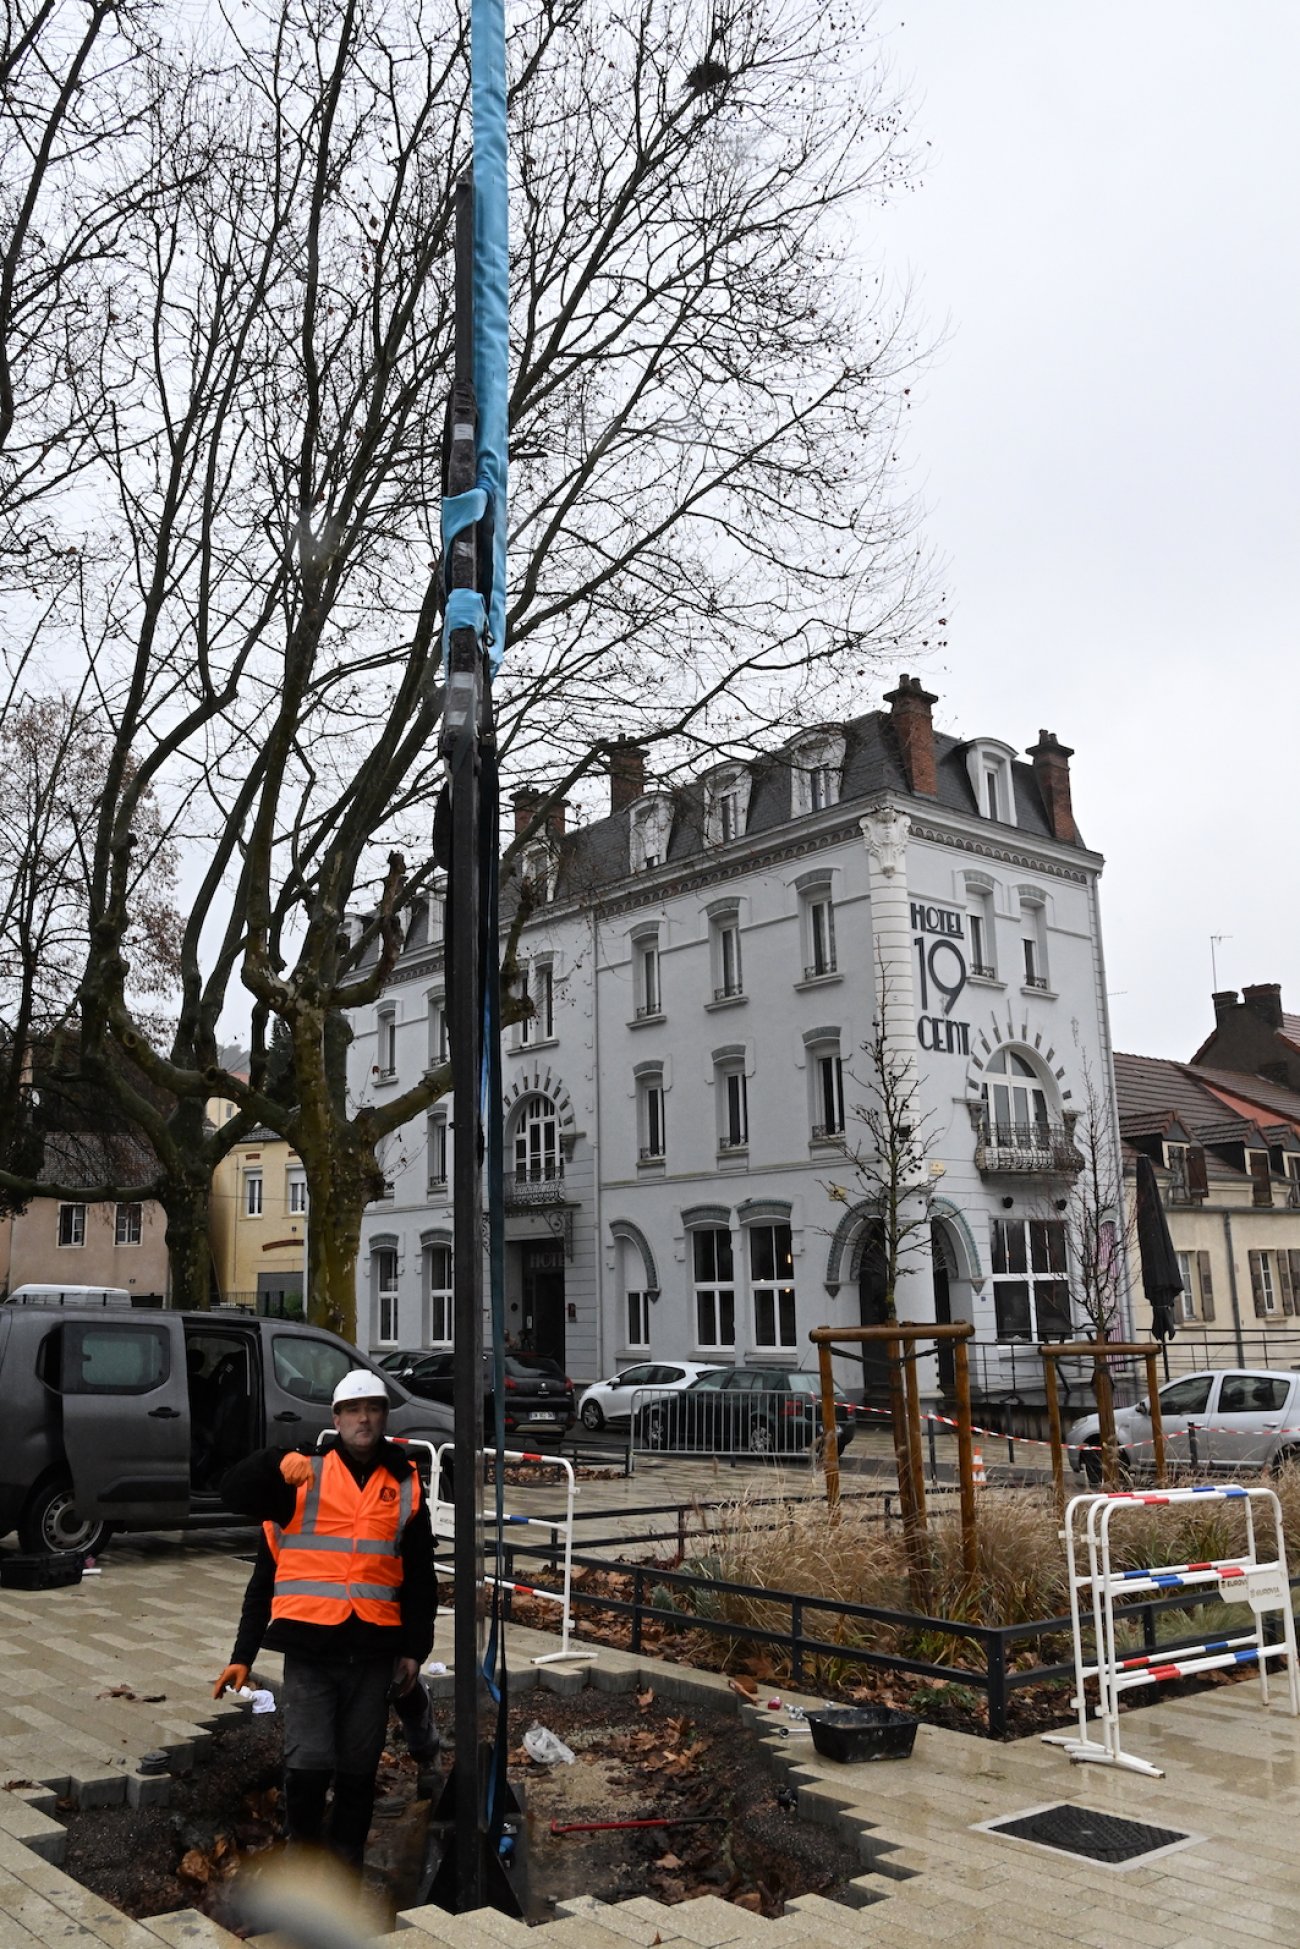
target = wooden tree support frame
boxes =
[1039,1339,1167,1511]
[810,1322,978,1602]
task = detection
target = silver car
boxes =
[577,1359,725,1430]
[1065,1367,1300,1481]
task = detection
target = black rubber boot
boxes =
[283,1768,331,1848]
[327,1771,376,1870]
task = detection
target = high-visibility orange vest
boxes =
[266,1449,420,1628]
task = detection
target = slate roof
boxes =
[550,708,1082,902]
[1114,1052,1300,1146]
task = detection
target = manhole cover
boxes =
[977,1802,1197,1870]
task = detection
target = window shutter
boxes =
[1196,1250,1215,1322]
[1249,1250,1268,1317]
[1187,1146,1209,1197]
[1249,1151,1274,1206]
[1290,1252,1300,1310]
[1281,1252,1297,1316]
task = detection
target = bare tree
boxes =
[0,694,181,1209]
[823,959,938,1325]
[822,955,941,1587]
[0,0,184,620]
[6,0,935,1335]
[1044,1056,1133,1483]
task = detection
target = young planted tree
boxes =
[8,0,937,1335]
[823,955,942,1587]
[1045,1058,1134,1485]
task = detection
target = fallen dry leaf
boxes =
[654,1852,682,1870]
[636,1687,654,1711]
[97,1686,136,1700]
[178,1850,212,1885]
[734,1891,763,1913]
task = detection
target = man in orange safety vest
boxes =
[212,1369,436,1867]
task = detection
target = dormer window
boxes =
[788,729,846,818]
[704,765,751,847]
[629,794,674,873]
[520,843,553,902]
[964,739,1018,830]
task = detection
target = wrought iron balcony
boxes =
[713,981,744,1002]
[1023,974,1049,991]
[503,1164,567,1207]
[975,1116,1083,1177]
[970,962,996,979]
[810,1123,845,1143]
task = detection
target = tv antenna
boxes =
[1210,934,1232,989]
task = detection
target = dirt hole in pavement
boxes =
[57,1680,865,1928]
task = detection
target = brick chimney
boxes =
[884,675,938,797]
[511,786,542,837]
[1242,982,1284,1029]
[1027,730,1077,844]
[1212,989,1239,1025]
[609,738,647,813]
[546,798,569,841]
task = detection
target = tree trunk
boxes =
[301,1133,381,1345]
[163,1180,214,1311]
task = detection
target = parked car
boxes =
[636,1365,856,1457]
[0,1307,452,1557]
[577,1360,725,1430]
[1065,1368,1300,1481]
[395,1350,576,1436]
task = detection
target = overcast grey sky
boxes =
[871,3,1298,1062]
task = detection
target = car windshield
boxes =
[503,1354,565,1380]
[784,1373,820,1395]
[687,1371,727,1391]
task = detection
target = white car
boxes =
[577,1360,726,1430]
[1065,1367,1300,1481]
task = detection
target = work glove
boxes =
[212,1663,249,1699]
[279,1451,315,1487]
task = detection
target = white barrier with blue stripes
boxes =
[1044,1483,1300,1778]
[430,1443,596,1667]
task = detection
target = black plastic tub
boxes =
[0,1551,85,1591]
[807,1705,918,1763]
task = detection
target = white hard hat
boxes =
[332,1368,391,1408]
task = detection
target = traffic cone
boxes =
[971,1448,988,1488]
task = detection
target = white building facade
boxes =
[349,678,1127,1403]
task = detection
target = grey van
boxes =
[0,1306,453,1555]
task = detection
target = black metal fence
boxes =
[481,1497,1296,1740]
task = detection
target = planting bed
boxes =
[57,1679,862,1930]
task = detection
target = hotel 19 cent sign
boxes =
[910,901,970,1055]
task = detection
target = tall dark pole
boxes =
[442,172,489,1915]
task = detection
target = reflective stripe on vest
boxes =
[266,1449,420,1628]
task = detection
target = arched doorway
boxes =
[931,1221,956,1395]
[856,1222,891,1406]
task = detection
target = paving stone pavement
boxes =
[2,1529,1299,1949]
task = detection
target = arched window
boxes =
[980,1048,1052,1142]
[513,1095,560,1185]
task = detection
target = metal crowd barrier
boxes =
[429,1442,596,1666]
[625,1384,844,1474]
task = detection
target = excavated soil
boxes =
[58,1680,864,1929]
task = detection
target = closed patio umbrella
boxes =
[1134,1152,1182,1341]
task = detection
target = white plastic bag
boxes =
[523,1723,575,1765]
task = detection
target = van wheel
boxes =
[18,1478,108,1557]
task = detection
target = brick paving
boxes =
[0,1517,1298,1949]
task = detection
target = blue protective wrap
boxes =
[471,0,509,670]
[444,587,487,638]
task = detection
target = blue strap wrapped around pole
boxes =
[470,0,508,671]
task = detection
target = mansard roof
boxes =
[550,707,1076,902]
